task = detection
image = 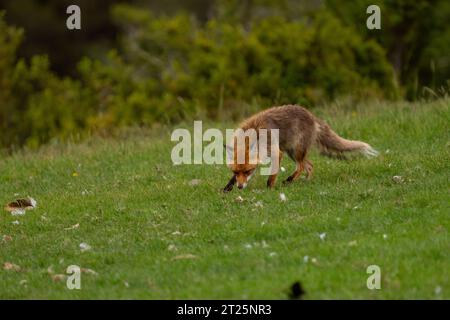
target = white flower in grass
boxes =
[279,193,287,202]
[11,209,26,216]
[254,201,264,208]
[81,268,98,276]
[348,240,358,247]
[29,197,37,208]
[189,179,201,186]
[319,233,327,240]
[79,242,91,252]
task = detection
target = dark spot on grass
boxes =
[288,281,305,299]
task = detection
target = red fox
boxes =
[223,105,378,192]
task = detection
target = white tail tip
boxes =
[362,145,379,158]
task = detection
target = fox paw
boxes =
[283,176,294,184]
[223,185,234,193]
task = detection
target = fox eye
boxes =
[244,170,253,175]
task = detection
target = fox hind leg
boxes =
[284,146,311,183]
[304,159,313,180]
[285,161,304,183]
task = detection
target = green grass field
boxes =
[0,99,449,299]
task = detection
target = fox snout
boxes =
[237,181,247,189]
[234,169,255,190]
[235,174,247,189]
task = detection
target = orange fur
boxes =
[223,105,378,192]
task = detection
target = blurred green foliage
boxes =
[327,0,450,99]
[0,13,93,148]
[0,0,448,149]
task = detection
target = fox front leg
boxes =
[267,149,282,188]
[223,175,236,193]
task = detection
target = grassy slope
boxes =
[0,99,449,299]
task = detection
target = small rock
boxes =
[47,265,54,274]
[189,179,201,186]
[79,242,91,252]
[51,274,66,282]
[3,262,21,272]
[81,268,98,276]
[392,175,404,183]
[65,223,80,230]
[435,286,442,295]
[172,254,197,260]
[254,201,264,208]
[348,240,358,247]
[10,209,26,216]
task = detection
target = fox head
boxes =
[225,139,259,189]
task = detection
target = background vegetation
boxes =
[0,0,449,150]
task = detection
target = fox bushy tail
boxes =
[315,120,379,159]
